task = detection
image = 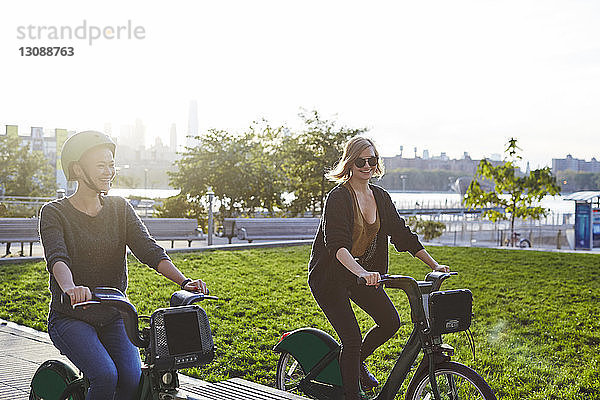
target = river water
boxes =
[109,188,574,224]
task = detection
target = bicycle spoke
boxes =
[286,359,299,379]
[410,364,494,400]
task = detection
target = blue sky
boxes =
[1,0,599,169]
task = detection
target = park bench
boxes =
[220,218,238,244]
[0,218,204,258]
[141,218,204,248]
[0,218,39,256]
[223,217,320,243]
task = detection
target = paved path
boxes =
[0,320,211,399]
[0,320,59,399]
[1,236,313,265]
[0,319,307,400]
[0,320,214,399]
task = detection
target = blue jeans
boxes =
[48,315,142,400]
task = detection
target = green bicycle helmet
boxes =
[61,131,116,182]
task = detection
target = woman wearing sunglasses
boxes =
[308,136,449,400]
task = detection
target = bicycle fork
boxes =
[374,330,450,400]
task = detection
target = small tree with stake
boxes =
[464,138,561,246]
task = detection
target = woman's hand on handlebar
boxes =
[432,264,450,273]
[358,271,380,286]
[64,286,92,306]
[182,278,208,294]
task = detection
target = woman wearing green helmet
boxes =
[39,130,207,400]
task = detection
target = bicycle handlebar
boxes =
[61,287,218,349]
[424,271,458,291]
[170,290,219,307]
[357,271,458,324]
[357,274,426,323]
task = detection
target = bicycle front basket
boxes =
[429,289,472,335]
[150,305,214,370]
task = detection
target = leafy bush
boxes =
[154,194,207,230]
[407,216,446,241]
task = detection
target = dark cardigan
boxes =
[308,183,424,285]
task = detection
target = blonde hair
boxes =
[326,136,385,183]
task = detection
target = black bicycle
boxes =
[273,271,497,400]
[30,287,217,400]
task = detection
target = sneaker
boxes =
[359,389,375,400]
[359,362,379,390]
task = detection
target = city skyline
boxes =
[4,122,597,173]
[1,1,599,171]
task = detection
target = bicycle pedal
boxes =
[359,390,377,400]
[440,343,455,356]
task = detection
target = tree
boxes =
[169,122,287,218]
[113,174,140,189]
[464,138,560,246]
[406,217,446,241]
[554,170,600,192]
[0,135,57,197]
[154,194,208,229]
[280,110,367,216]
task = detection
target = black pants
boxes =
[309,277,401,400]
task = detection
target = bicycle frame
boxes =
[50,288,216,400]
[276,272,455,400]
[376,274,448,400]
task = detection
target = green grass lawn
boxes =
[1,245,599,399]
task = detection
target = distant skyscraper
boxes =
[553,154,600,173]
[186,100,199,149]
[170,123,177,151]
[134,119,146,150]
[120,124,134,148]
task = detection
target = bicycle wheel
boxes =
[406,361,496,400]
[276,351,307,393]
[519,239,531,248]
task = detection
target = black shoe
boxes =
[359,362,379,390]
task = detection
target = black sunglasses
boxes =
[354,156,378,168]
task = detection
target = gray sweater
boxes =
[39,196,170,327]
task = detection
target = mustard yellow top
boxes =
[344,181,380,257]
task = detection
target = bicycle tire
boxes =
[276,351,308,394]
[29,386,86,400]
[405,361,496,400]
[519,239,531,248]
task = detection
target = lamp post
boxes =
[400,175,407,192]
[144,169,149,217]
[207,188,214,246]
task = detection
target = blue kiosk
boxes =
[565,191,600,250]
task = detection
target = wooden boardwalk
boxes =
[0,319,307,400]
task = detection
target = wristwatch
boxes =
[180,278,192,290]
